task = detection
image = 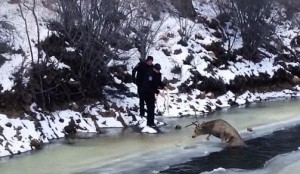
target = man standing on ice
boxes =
[141,63,165,127]
[132,56,154,117]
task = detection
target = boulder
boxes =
[30,139,43,150]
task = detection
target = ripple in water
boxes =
[161,125,300,174]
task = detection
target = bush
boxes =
[215,0,277,60]
[171,65,182,74]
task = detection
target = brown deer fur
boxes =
[190,119,246,147]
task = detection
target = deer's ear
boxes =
[199,121,206,129]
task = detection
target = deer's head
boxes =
[186,121,205,138]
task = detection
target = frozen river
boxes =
[1,99,300,174]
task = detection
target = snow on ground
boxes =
[0,53,24,92]
[141,126,157,134]
[2,88,299,157]
[0,1,55,92]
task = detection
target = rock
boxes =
[8,0,21,4]
[117,116,127,127]
[59,118,64,123]
[30,139,43,150]
[198,76,226,96]
[175,125,182,129]
[205,92,215,99]
[91,116,102,134]
[16,126,22,131]
[0,125,3,134]
[21,91,32,104]
[15,133,22,141]
[247,127,254,132]
[187,96,193,101]
[174,49,182,55]
[165,84,176,90]
[70,102,79,110]
[64,124,77,136]
[207,18,219,30]
[177,39,188,47]
[195,33,204,40]
[189,105,196,110]
[198,92,206,99]
[99,111,116,118]
[290,35,300,48]
[34,120,42,130]
[176,98,182,103]
[291,76,300,85]
[162,49,171,56]
[5,142,13,155]
[5,122,12,128]
[76,119,81,123]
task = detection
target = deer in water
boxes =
[186,119,246,147]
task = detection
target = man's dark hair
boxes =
[146,56,153,61]
[154,63,161,70]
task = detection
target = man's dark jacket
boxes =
[141,70,164,94]
[132,61,153,87]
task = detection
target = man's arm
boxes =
[132,63,140,83]
[158,73,165,89]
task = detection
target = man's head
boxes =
[145,56,153,65]
[153,63,161,73]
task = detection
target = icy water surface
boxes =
[161,124,300,174]
[1,99,300,174]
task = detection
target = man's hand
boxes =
[158,91,165,97]
[165,84,175,90]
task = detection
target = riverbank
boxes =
[1,88,300,158]
[1,99,300,174]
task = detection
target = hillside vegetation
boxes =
[0,0,300,115]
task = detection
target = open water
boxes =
[1,99,300,174]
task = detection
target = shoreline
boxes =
[1,88,300,158]
[1,100,300,174]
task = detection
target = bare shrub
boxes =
[170,0,196,18]
[18,0,41,63]
[214,0,277,60]
[277,0,300,19]
[277,0,300,29]
[30,0,167,109]
[0,10,15,51]
[171,64,182,74]
[176,17,196,44]
[130,0,168,59]
[8,0,21,4]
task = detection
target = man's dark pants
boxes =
[138,88,145,117]
[144,92,155,126]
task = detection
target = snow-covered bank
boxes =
[2,100,300,174]
[1,89,300,158]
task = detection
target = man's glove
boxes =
[165,84,175,90]
[158,91,165,97]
